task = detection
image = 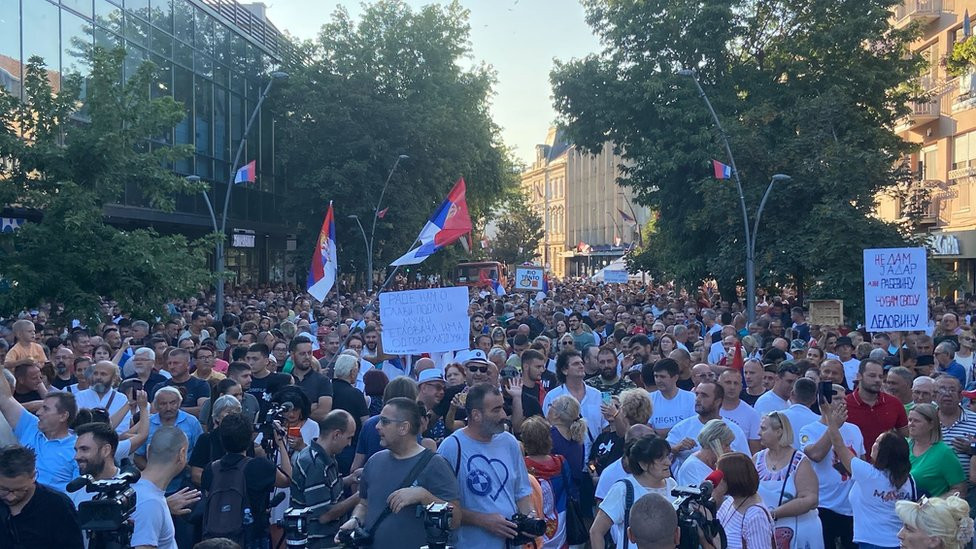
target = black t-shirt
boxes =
[0,482,83,548]
[540,371,559,392]
[677,377,695,392]
[434,384,468,422]
[124,371,168,396]
[13,390,42,404]
[588,430,624,474]
[740,389,763,407]
[201,453,276,527]
[292,370,333,406]
[51,376,77,390]
[189,432,256,474]
[151,376,211,410]
[504,382,544,422]
[331,379,368,431]
[247,372,292,419]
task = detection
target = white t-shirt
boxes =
[708,341,727,365]
[849,457,916,547]
[543,383,609,459]
[650,389,696,433]
[842,358,860,390]
[753,390,789,416]
[666,415,751,471]
[675,453,714,487]
[599,475,678,547]
[130,478,176,549]
[720,400,761,440]
[595,458,627,500]
[74,388,131,434]
[797,422,865,515]
[779,404,821,449]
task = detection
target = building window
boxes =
[953,131,976,171]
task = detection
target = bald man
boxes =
[628,493,680,549]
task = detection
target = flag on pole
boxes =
[712,159,732,180]
[234,160,256,184]
[966,9,972,38]
[307,202,337,301]
[376,207,389,219]
[617,208,635,223]
[391,178,473,266]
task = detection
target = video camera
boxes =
[671,475,725,549]
[256,400,294,457]
[68,466,141,549]
[421,501,454,549]
[279,506,317,548]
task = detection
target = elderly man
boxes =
[912,376,936,409]
[935,341,967,387]
[134,386,203,494]
[884,366,915,411]
[935,375,976,484]
[691,363,716,385]
[123,347,168,396]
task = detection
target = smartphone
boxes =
[819,381,833,403]
[601,391,613,406]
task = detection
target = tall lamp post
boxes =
[352,154,408,293]
[204,70,288,319]
[677,68,790,323]
[347,214,370,290]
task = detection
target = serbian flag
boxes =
[307,202,337,301]
[234,160,256,184]
[617,208,635,223]
[712,159,732,180]
[377,207,389,219]
[391,178,472,266]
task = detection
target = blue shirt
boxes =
[13,409,79,492]
[137,411,203,493]
[940,361,967,388]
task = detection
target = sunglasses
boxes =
[377,416,406,426]
[561,341,574,345]
[467,365,489,373]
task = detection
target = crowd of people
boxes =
[2,280,976,549]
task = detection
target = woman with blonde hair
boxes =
[589,389,653,475]
[676,418,734,486]
[548,394,588,478]
[896,495,974,549]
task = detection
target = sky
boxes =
[261,0,603,165]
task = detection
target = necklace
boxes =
[766,449,791,471]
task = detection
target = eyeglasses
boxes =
[468,365,489,373]
[561,341,574,346]
[377,416,406,426]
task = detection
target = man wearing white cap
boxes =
[418,369,448,441]
[433,349,495,425]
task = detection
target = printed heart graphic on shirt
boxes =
[466,454,510,501]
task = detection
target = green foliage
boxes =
[491,192,545,266]
[551,0,923,313]
[0,49,213,321]
[947,36,976,77]
[273,0,519,281]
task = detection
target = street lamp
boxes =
[678,68,790,323]
[212,70,288,319]
[360,154,408,293]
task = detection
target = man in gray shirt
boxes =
[338,398,460,548]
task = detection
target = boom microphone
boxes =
[702,469,724,491]
[67,475,93,493]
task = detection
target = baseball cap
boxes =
[458,349,492,366]
[418,369,445,386]
[790,339,807,352]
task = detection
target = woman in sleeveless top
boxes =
[753,411,823,549]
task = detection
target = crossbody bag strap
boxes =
[777,450,798,507]
[621,479,634,549]
[104,389,118,411]
[365,449,435,535]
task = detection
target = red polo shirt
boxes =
[845,389,908,450]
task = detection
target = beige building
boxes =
[520,128,648,278]
[877,1,976,292]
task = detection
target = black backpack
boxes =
[202,457,252,544]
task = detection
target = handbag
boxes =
[557,454,588,544]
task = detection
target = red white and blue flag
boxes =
[712,159,732,180]
[391,178,472,266]
[234,160,256,184]
[307,202,337,301]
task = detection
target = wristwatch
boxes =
[353,516,364,528]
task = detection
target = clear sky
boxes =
[262,0,602,165]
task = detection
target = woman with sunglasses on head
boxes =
[896,495,974,549]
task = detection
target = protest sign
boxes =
[603,270,629,283]
[863,247,927,332]
[808,300,843,327]
[380,287,469,354]
[514,266,545,292]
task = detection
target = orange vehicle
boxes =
[455,261,506,288]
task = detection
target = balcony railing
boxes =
[893,0,953,28]
[895,98,941,133]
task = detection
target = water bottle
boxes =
[243,508,254,526]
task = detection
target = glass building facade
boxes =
[0,0,292,284]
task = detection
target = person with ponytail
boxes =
[548,393,592,524]
[896,494,974,549]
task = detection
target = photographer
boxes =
[131,426,188,549]
[438,383,534,547]
[337,397,460,548]
[290,409,359,547]
[0,445,84,548]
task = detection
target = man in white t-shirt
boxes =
[74,361,130,434]
[799,384,864,549]
[717,369,761,453]
[780,378,821,449]
[645,358,695,437]
[130,426,188,549]
[666,382,751,471]
[835,337,860,390]
[754,362,799,416]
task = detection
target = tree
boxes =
[0,49,212,321]
[273,0,519,284]
[492,192,544,266]
[551,0,923,313]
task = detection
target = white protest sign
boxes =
[379,287,469,354]
[603,270,629,283]
[863,247,927,332]
[514,266,545,292]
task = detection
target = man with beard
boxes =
[587,346,636,395]
[844,358,908,450]
[75,361,130,433]
[626,334,653,374]
[361,325,403,378]
[437,385,532,547]
[666,382,750,474]
[317,333,342,374]
[291,336,333,421]
[505,349,547,434]
[51,346,78,390]
[0,445,83,548]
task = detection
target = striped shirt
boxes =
[290,441,343,541]
[940,406,976,478]
[717,498,774,549]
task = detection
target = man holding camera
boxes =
[0,445,84,548]
[337,398,460,548]
[438,383,535,548]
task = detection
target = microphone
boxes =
[66,475,93,493]
[269,491,286,507]
[701,469,725,491]
[118,464,142,485]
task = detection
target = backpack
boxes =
[202,456,252,544]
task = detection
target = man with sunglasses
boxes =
[433,350,495,426]
[0,445,83,548]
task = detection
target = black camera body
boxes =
[421,502,454,549]
[509,513,546,546]
[336,525,373,548]
[280,506,316,547]
[671,483,724,549]
[70,468,141,549]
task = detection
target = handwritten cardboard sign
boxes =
[863,247,927,332]
[380,287,469,354]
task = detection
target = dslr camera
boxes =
[508,513,546,546]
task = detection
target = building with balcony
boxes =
[520,128,649,278]
[876,0,976,292]
[0,0,294,285]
